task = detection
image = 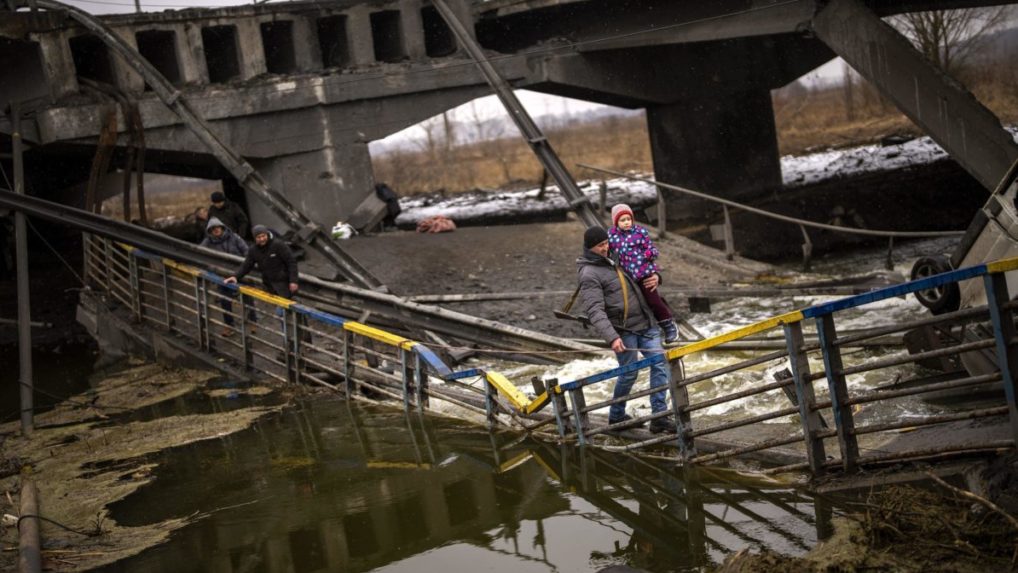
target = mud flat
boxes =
[0,361,285,572]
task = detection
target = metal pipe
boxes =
[12,103,33,436]
[689,406,800,438]
[832,305,989,346]
[18,479,40,573]
[579,164,966,239]
[838,338,995,376]
[852,406,1008,436]
[685,376,794,413]
[841,372,1001,407]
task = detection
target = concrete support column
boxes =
[246,143,375,233]
[646,88,781,223]
[346,7,376,66]
[399,0,426,61]
[181,23,209,84]
[33,32,78,101]
[235,19,267,80]
[445,0,475,43]
[292,16,322,72]
[111,27,145,92]
[813,0,1018,190]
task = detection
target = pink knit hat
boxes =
[611,204,634,227]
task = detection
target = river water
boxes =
[39,238,959,572]
[93,397,836,573]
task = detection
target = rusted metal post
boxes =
[984,272,1018,445]
[816,314,858,472]
[401,348,412,412]
[343,329,353,398]
[567,388,589,446]
[192,276,204,347]
[103,238,114,293]
[128,254,141,320]
[290,310,301,385]
[238,291,250,368]
[549,381,571,439]
[160,262,171,330]
[668,358,696,458]
[18,479,40,573]
[414,353,429,408]
[12,103,33,437]
[784,321,827,475]
[722,205,735,260]
[484,376,498,429]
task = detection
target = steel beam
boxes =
[812,0,1018,191]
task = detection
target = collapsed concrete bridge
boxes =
[1,0,1017,235]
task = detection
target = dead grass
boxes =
[100,184,215,222]
[374,57,1018,197]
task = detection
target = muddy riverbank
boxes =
[0,361,290,572]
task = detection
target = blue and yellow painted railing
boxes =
[524,256,1018,422]
[114,240,1018,450]
[121,243,452,379]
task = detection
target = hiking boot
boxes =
[650,418,678,435]
[607,414,645,431]
[659,320,679,344]
[220,326,235,337]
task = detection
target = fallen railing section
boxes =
[84,234,1018,476]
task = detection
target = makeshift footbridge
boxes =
[23,192,1014,478]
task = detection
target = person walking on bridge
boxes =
[208,190,250,239]
[576,226,675,434]
[225,225,310,344]
[224,224,298,299]
[201,217,256,336]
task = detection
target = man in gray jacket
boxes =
[576,226,675,434]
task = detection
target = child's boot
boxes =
[660,320,679,344]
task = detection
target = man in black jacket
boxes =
[224,224,297,299]
[208,190,250,239]
[225,225,310,345]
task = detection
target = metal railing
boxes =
[540,256,1018,474]
[83,233,1018,475]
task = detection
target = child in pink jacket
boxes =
[608,204,679,343]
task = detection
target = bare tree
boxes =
[890,7,1013,74]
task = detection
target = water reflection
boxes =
[97,396,837,573]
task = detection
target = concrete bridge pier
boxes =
[646,89,781,223]
[247,143,374,238]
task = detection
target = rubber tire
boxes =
[910,255,961,315]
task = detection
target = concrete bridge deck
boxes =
[2,0,1017,255]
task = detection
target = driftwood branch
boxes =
[925,470,1018,531]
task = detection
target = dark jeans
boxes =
[639,283,673,322]
[218,284,257,327]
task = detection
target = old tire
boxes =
[910,255,960,315]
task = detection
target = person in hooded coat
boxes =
[208,190,250,239]
[201,217,256,335]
